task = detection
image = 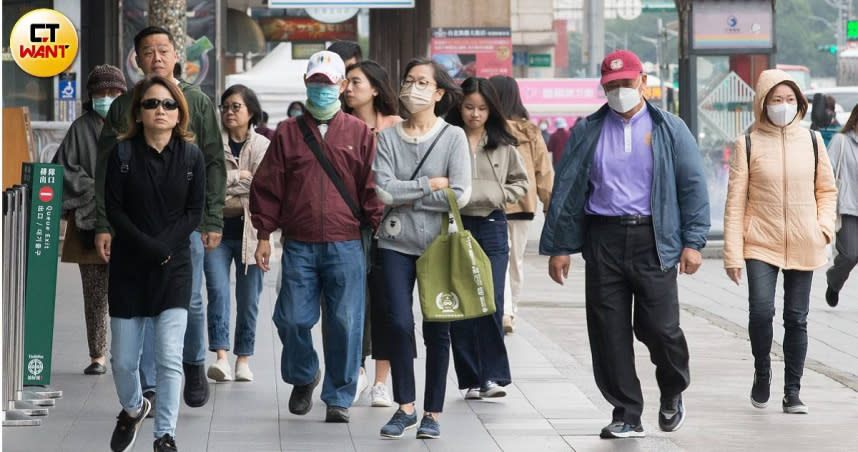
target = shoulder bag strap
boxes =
[810,129,819,186]
[297,117,366,226]
[440,188,464,235]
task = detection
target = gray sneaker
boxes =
[600,421,645,439]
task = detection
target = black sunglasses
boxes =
[141,98,179,111]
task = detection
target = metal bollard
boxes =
[2,188,43,426]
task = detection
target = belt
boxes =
[588,215,652,226]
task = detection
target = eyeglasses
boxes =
[401,79,436,90]
[141,98,179,111]
[219,102,244,113]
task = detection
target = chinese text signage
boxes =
[430,28,513,81]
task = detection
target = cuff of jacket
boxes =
[418,176,432,196]
[256,230,271,240]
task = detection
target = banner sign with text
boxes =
[430,28,513,81]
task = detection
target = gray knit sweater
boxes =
[373,118,472,256]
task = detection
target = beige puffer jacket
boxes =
[723,69,837,270]
[222,128,269,268]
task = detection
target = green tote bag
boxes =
[416,189,496,322]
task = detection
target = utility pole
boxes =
[587,0,605,76]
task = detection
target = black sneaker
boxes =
[153,433,178,452]
[143,390,156,419]
[416,414,441,439]
[826,287,839,307]
[109,397,151,452]
[325,405,350,423]
[658,394,685,432]
[380,409,418,439]
[750,371,771,409]
[182,363,209,408]
[599,421,645,439]
[288,369,321,415]
[782,394,808,414]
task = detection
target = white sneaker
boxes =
[206,359,232,382]
[354,367,369,403]
[234,361,253,382]
[464,387,482,400]
[371,382,393,407]
[480,381,507,398]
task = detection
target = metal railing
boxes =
[3,186,49,426]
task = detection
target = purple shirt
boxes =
[585,107,654,216]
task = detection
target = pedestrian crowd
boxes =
[53,26,847,451]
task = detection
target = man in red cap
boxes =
[540,50,710,438]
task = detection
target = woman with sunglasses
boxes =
[104,76,205,452]
[343,59,402,407]
[446,77,528,400]
[203,84,269,383]
[373,58,469,440]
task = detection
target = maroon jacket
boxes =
[249,111,383,242]
[548,128,571,166]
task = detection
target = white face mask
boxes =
[766,103,798,127]
[606,81,643,114]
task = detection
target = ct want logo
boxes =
[10,9,79,77]
[435,292,460,313]
[28,358,44,376]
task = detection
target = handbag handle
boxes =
[440,188,464,235]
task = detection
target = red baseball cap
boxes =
[600,50,643,85]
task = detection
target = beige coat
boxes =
[723,69,838,270]
[460,133,529,217]
[222,128,269,267]
[504,119,554,215]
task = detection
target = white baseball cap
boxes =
[305,51,346,84]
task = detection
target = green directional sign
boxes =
[528,54,552,67]
[21,163,63,386]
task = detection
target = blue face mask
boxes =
[289,109,303,118]
[306,83,341,108]
[92,96,116,118]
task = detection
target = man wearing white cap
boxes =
[249,51,383,423]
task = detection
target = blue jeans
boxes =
[380,248,452,413]
[274,240,365,408]
[451,211,512,389]
[111,308,187,438]
[204,239,264,356]
[139,232,206,390]
[746,259,812,395]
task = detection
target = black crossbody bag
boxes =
[297,118,374,272]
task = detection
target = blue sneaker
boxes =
[416,414,440,439]
[380,409,418,439]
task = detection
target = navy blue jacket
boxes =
[539,102,710,270]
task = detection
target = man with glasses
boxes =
[95,26,226,414]
[250,50,383,423]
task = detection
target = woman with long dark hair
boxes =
[203,84,269,383]
[106,76,205,451]
[446,77,528,400]
[488,75,554,334]
[343,59,402,407]
[373,58,470,439]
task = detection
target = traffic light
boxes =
[818,44,838,54]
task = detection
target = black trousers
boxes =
[582,221,690,425]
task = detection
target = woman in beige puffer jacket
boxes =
[723,69,837,414]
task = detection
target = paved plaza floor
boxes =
[3,252,858,451]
